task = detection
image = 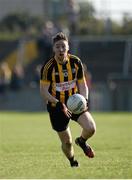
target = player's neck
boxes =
[55,55,68,65]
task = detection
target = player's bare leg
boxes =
[75,111,96,158]
[58,127,79,167]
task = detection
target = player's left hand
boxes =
[56,102,72,119]
[86,99,89,109]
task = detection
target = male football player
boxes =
[40,32,96,167]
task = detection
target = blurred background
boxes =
[0,0,132,112]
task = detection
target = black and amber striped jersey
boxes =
[40,54,84,104]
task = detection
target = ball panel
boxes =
[67,94,87,114]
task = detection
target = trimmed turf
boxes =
[0,111,132,179]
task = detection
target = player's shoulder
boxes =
[69,54,82,64]
[69,54,81,61]
[41,58,55,72]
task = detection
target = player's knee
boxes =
[85,123,96,135]
[91,124,96,135]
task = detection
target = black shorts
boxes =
[47,104,70,132]
[47,104,88,132]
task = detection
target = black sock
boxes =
[79,136,87,143]
[68,156,74,163]
[69,157,79,167]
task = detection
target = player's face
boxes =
[53,40,69,63]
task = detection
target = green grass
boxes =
[0,111,132,179]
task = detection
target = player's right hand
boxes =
[56,102,72,119]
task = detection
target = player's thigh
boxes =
[77,111,96,131]
[57,127,72,144]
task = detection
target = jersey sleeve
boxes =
[40,63,52,85]
[76,59,84,83]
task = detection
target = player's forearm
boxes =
[40,85,58,104]
[43,92,58,104]
[78,81,89,99]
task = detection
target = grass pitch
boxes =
[0,111,132,179]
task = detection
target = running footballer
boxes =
[40,32,96,167]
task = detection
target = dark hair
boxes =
[52,32,68,44]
